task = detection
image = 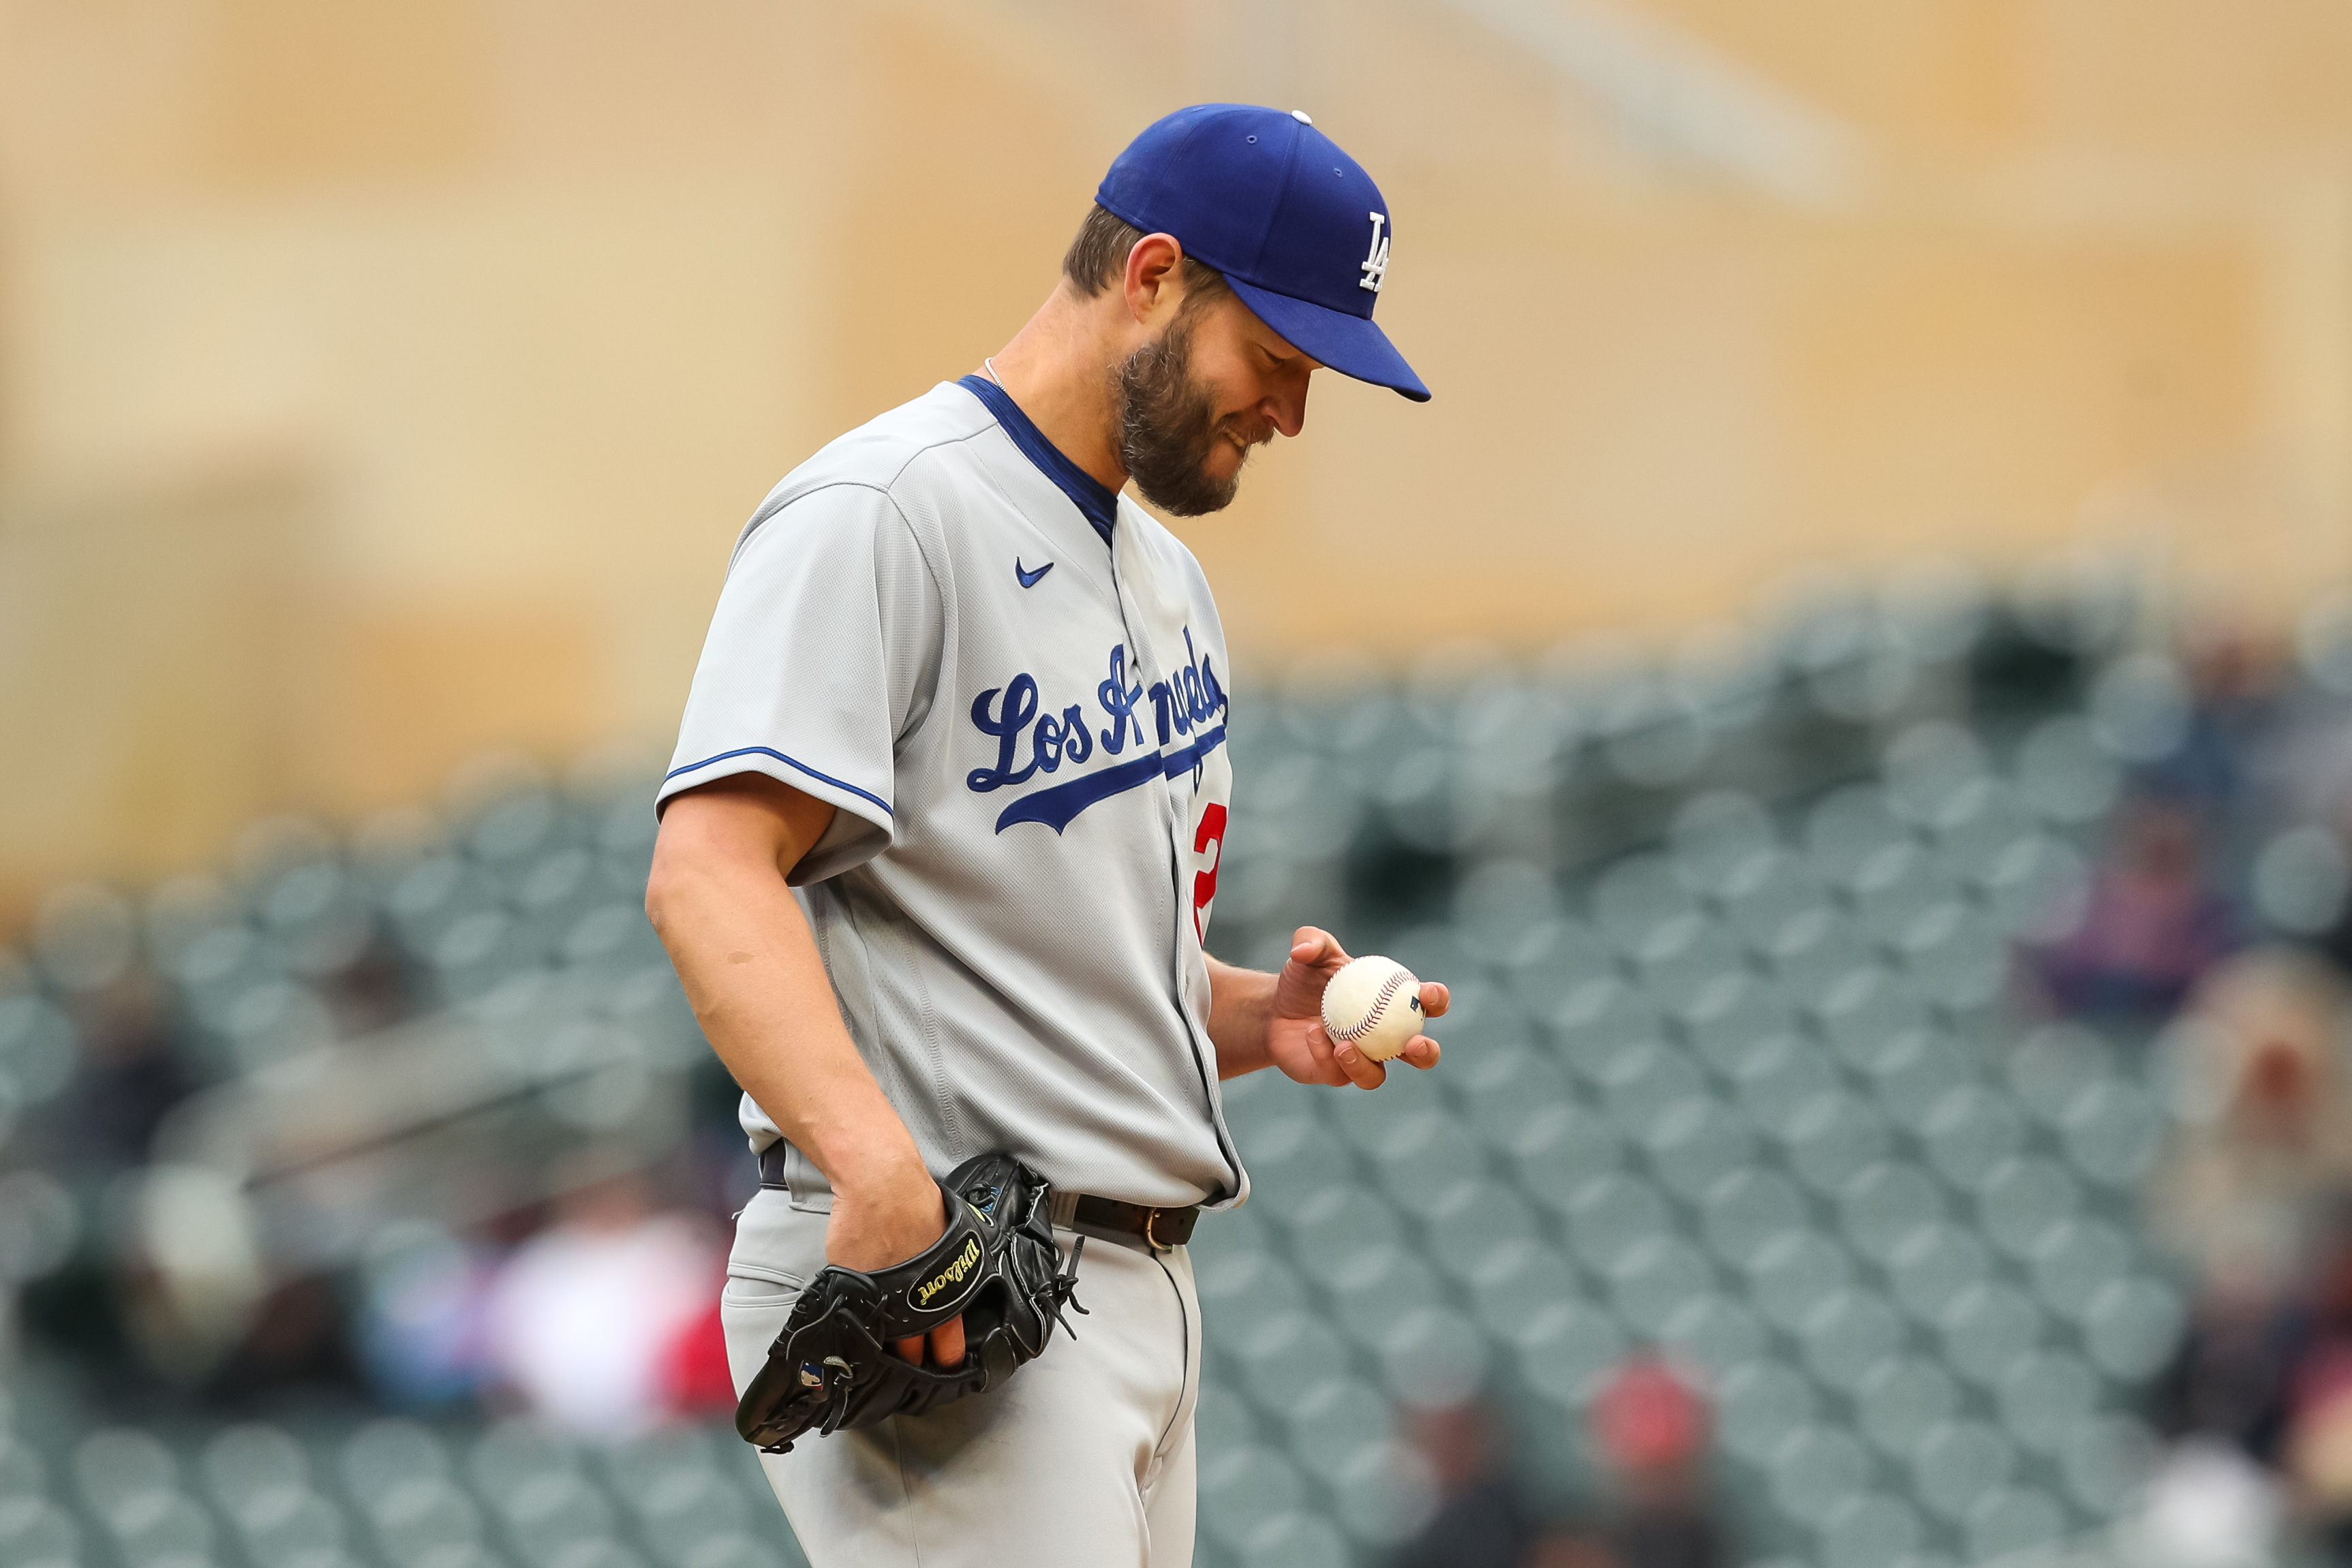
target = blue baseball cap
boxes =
[1097,104,1430,403]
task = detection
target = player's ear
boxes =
[1122,232,1185,326]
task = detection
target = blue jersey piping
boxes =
[663,745,894,816]
[956,374,1119,547]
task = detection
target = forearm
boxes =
[1204,955,1277,1078]
[648,855,923,1193]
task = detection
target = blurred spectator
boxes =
[2028,793,2240,1021]
[659,1295,739,1418]
[2151,627,2292,857]
[1521,1537,1614,1568]
[2310,807,2352,983]
[2133,1434,2285,1568]
[482,1162,721,1439]
[2153,1263,2295,1463]
[2284,1224,2352,1561]
[321,932,418,1039]
[357,1224,498,1410]
[115,1163,271,1388]
[55,972,192,1171]
[202,1273,367,1408]
[2150,950,2352,1295]
[1390,1399,1537,1568]
[1587,1355,1728,1568]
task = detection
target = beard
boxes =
[1113,309,1269,517]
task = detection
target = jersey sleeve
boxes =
[657,481,943,882]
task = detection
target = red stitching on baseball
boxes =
[1326,968,1407,1043]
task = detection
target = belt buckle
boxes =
[1142,1208,1174,1253]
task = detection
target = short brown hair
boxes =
[1061,202,1230,305]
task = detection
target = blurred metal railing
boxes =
[1430,0,1869,205]
[150,959,699,1271]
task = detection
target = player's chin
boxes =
[1138,455,1247,517]
[1201,441,1251,491]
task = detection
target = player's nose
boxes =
[1262,381,1308,440]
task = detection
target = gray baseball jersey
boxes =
[658,376,1247,1212]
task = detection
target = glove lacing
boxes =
[1041,1235,1089,1342]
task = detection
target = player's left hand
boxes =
[1266,926,1446,1090]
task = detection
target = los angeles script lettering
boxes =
[966,633,1228,794]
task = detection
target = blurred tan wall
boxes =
[3,0,2351,918]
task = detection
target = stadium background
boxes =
[5,3,2352,1567]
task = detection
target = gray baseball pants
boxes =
[720,1188,1202,1567]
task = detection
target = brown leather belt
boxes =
[1062,1193,1200,1252]
[756,1145,1200,1252]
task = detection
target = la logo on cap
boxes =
[1360,212,1390,294]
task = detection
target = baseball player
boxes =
[645,104,1442,1565]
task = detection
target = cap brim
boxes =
[1225,277,1431,402]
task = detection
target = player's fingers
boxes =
[1302,1023,1352,1087]
[1330,1038,1388,1090]
[1290,926,1349,968]
[933,1315,967,1368]
[1418,981,1450,1019]
[1402,1034,1442,1070]
[893,1333,926,1364]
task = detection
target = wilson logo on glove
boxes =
[911,1233,986,1312]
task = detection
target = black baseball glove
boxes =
[735,1151,1084,1453]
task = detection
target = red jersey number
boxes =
[1192,803,1227,942]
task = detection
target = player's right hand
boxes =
[1268,926,1447,1090]
[827,1158,970,1370]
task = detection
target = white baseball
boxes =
[1319,955,1426,1063]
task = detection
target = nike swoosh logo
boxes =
[1015,559,1054,589]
